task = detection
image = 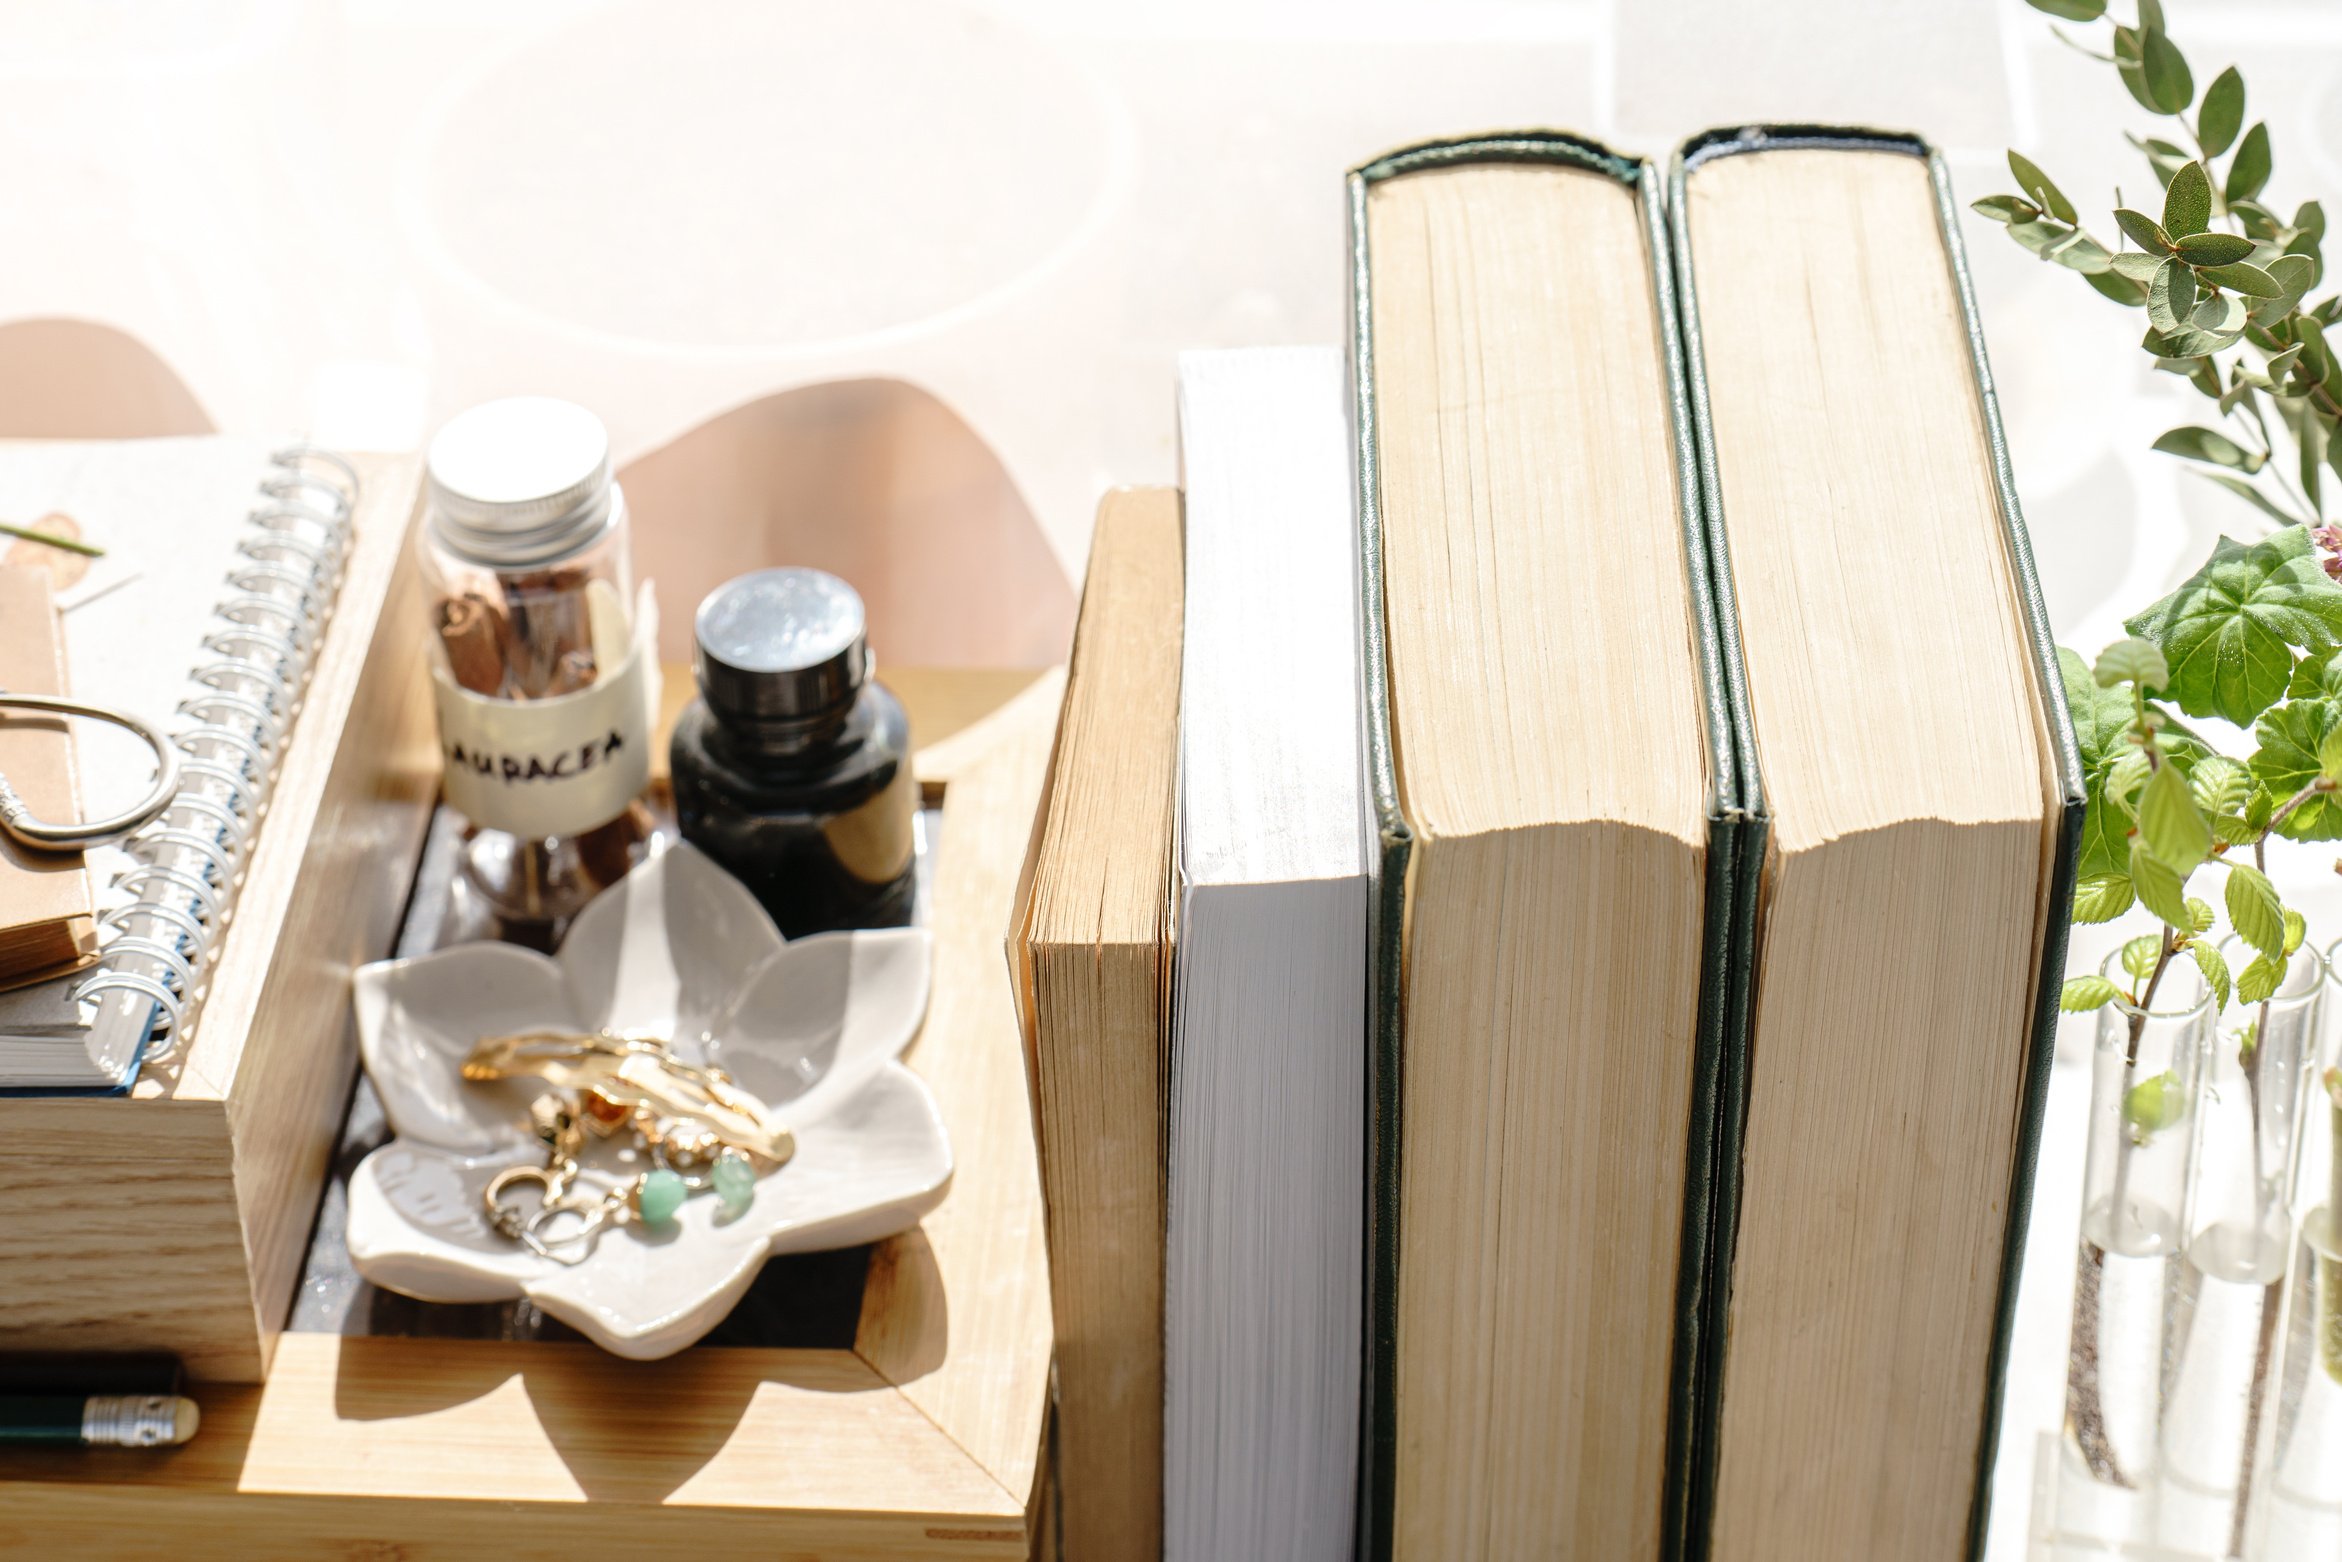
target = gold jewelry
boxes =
[462,1029,795,1165]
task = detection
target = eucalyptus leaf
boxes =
[2116,208,2176,253]
[2010,150,2079,224]
[2009,218,2073,258]
[2175,232,2258,266]
[2050,230,2115,274]
[2112,251,2168,282]
[2124,527,2342,725]
[2199,260,2285,298]
[2227,122,2273,204]
[2128,134,2192,188]
[2192,292,2249,335]
[2028,0,2107,16]
[2139,26,2193,113]
[2144,322,2246,358]
[2191,470,2310,528]
[1973,194,2042,224]
[2255,256,2318,321]
[2089,269,2153,306]
[2164,160,2213,238]
[2151,257,2197,332]
[2194,941,2233,1011]
[2199,66,2245,157]
[2152,425,2263,472]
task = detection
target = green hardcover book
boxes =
[1347,131,1757,1562]
[1669,125,2084,1562]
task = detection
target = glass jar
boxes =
[2157,937,2325,1558]
[2243,939,2342,1558]
[670,569,916,938]
[419,396,653,924]
[2058,947,2212,1549]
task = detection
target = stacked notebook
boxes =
[0,437,382,1092]
[1016,125,2079,1562]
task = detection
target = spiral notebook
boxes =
[0,437,363,1093]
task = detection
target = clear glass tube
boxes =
[2060,946,2212,1548]
[2158,936,2325,1558]
[2243,940,2342,1558]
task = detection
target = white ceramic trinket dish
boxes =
[345,842,948,1359]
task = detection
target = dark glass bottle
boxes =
[670,569,916,938]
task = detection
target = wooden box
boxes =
[0,668,1064,1560]
[0,457,440,1384]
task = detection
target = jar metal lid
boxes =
[426,396,617,566]
[694,568,870,724]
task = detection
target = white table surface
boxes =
[11,2,2342,1552]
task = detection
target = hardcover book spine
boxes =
[1669,123,2086,1562]
[1347,130,1750,1562]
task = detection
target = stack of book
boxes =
[1011,126,2082,1562]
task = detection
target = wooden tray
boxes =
[0,668,1065,1561]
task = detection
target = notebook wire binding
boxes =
[70,445,360,1085]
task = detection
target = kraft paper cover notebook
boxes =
[1007,485,1182,1562]
[0,566,96,987]
[1670,126,2083,1562]
[1346,132,1755,1562]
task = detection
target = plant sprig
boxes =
[2058,527,2342,1115]
[1980,1,2336,537]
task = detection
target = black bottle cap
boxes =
[693,568,870,726]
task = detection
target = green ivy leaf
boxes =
[2062,973,2122,1011]
[1973,194,2042,224]
[2250,698,2342,840]
[2131,839,2193,928]
[2239,951,2287,1004]
[2228,860,2288,955]
[2010,150,2079,224]
[2199,66,2245,157]
[2165,160,2213,238]
[2199,260,2285,299]
[2288,647,2342,700]
[2116,208,2175,253]
[2193,940,2233,1011]
[2150,257,2198,333]
[2124,528,2342,725]
[2139,758,2212,872]
[2176,232,2258,267]
[2227,122,2273,205]
[2153,425,2264,472]
[2075,874,2137,923]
